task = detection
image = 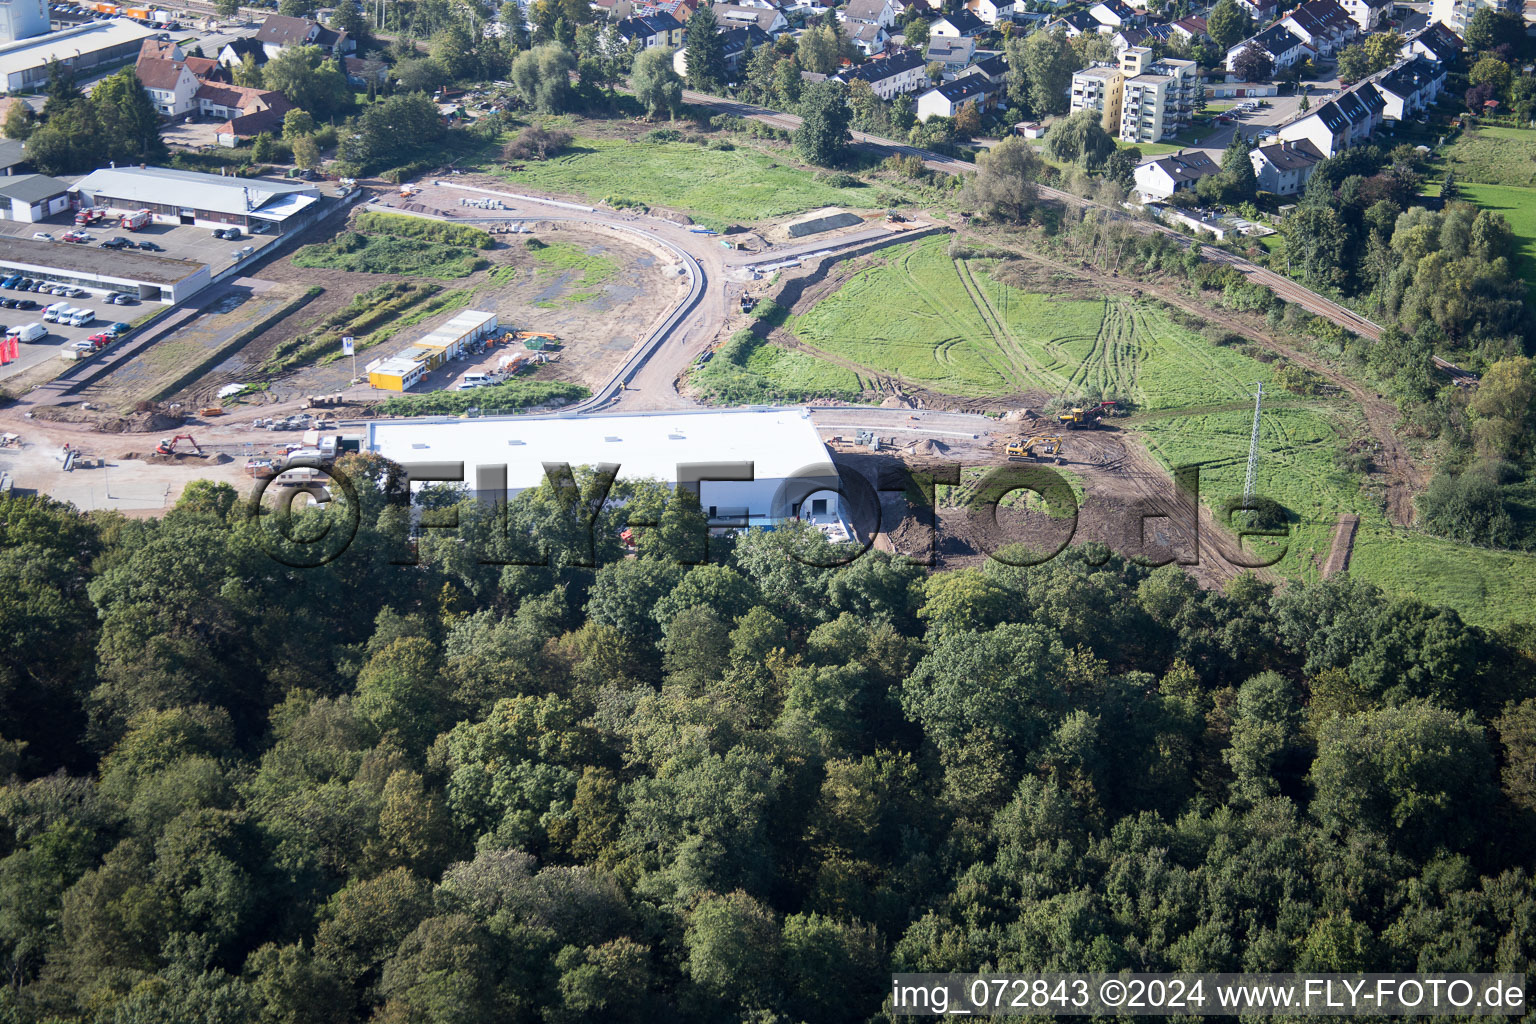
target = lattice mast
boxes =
[1243,382,1263,503]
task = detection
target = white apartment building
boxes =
[1118,46,1198,144]
[1429,0,1509,34]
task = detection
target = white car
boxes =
[67,310,94,327]
[31,232,52,241]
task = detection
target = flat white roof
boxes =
[71,166,320,218]
[0,20,159,80]
[366,407,833,493]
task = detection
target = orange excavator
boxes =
[155,434,202,456]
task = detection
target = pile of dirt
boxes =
[32,404,187,434]
[880,394,913,409]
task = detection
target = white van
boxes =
[67,309,94,327]
[11,323,47,343]
[42,302,69,322]
[459,373,492,388]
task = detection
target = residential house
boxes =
[832,46,927,97]
[925,35,976,73]
[1225,23,1309,72]
[1276,98,1351,156]
[196,83,295,145]
[1334,81,1383,144]
[1233,0,1279,23]
[216,36,265,69]
[916,74,996,119]
[1401,21,1463,64]
[848,21,890,54]
[614,11,684,47]
[135,56,200,116]
[1338,0,1390,30]
[1088,0,1140,30]
[1044,9,1097,34]
[712,4,788,34]
[1169,15,1208,42]
[1249,137,1324,193]
[1132,150,1220,200]
[1370,55,1444,119]
[958,50,1008,84]
[966,0,1015,25]
[671,23,773,74]
[1109,25,1151,48]
[1119,46,1198,143]
[845,0,900,27]
[1278,0,1357,57]
[252,13,353,60]
[930,8,987,37]
[343,55,388,87]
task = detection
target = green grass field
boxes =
[1137,403,1536,627]
[692,330,863,403]
[294,234,489,278]
[1438,126,1536,187]
[1459,182,1536,303]
[500,136,885,230]
[790,235,1276,404]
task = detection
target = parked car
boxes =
[100,237,131,250]
[1,299,17,309]
[62,286,82,297]
[112,294,137,305]
[9,323,46,343]
[67,310,94,327]
[15,299,37,310]
[107,322,132,337]
[31,233,52,241]
[132,241,162,252]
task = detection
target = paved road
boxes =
[681,89,1383,342]
[406,182,915,414]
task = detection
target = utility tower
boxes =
[1242,382,1263,504]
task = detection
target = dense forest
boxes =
[1,459,1534,1022]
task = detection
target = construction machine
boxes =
[1056,406,1100,430]
[1006,435,1062,462]
[155,434,202,456]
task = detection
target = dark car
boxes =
[100,237,131,250]
[17,299,38,310]
[1,299,17,309]
[133,241,163,252]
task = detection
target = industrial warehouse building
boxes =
[0,174,68,222]
[366,310,499,391]
[0,19,160,90]
[69,165,323,234]
[0,236,209,302]
[363,407,844,529]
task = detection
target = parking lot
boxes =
[0,293,137,384]
[0,214,282,278]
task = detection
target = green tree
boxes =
[511,43,576,112]
[282,107,316,140]
[684,891,781,1009]
[1206,0,1252,50]
[684,4,725,90]
[263,45,352,119]
[1469,56,1512,99]
[962,135,1043,222]
[1044,108,1115,168]
[1020,29,1075,116]
[632,45,683,118]
[793,79,852,167]
[3,100,35,140]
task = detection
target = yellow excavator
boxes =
[1005,435,1063,462]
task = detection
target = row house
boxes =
[1225,22,1309,72]
[1278,0,1357,57]
[1249,138,1325,193]
[831,46,927,98]
[916,74,998,119]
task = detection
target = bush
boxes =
[710,113,748,131]
[352,211,494,250]
[604,196,649,213]
[645,128,683,143]
[378,379,589,415]
[814,170,860,188]
[523,237,547,250]
[502,125,574,161]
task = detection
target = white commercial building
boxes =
[0,0,46,44]
[1429,0,1507,34]
[0,18,160,90]
[364,407,845,529]
[0,236,210,303]
[70,165,322,235]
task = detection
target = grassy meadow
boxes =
[500,136,888,230]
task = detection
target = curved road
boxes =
[682,90,1383,343]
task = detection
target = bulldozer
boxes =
[1056,406,1101,430]
[1005,435,1062,462]
[155,434,202,456]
